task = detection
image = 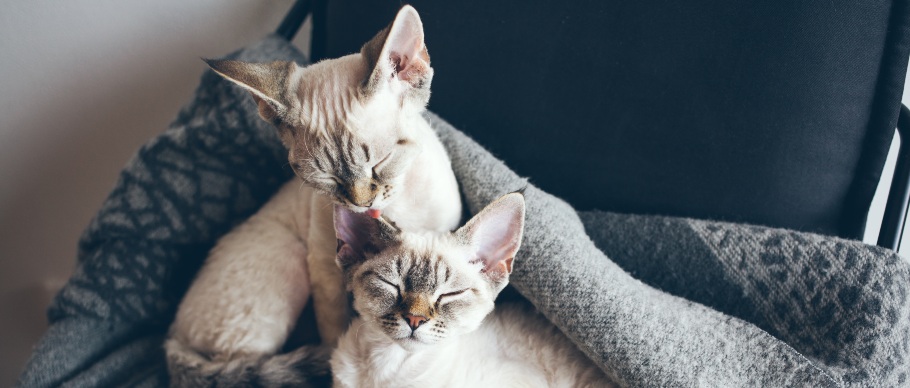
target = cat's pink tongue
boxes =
[367,208,382,219]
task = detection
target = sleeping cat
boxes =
[331,193,615,387]
[166,6,462,386]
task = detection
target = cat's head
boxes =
[205,6,433,213]
[334,193,526,347]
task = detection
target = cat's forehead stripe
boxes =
[399,250,449,293]
[442,258,451,283]
[331,135,350,177]
[343,132,355,162]
[298,64,362,136]
[307,128,373,181]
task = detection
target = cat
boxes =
[165,6,462,386]
[331,193,615,388]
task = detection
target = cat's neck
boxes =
[380,113,461,233]
[337,318,463,384]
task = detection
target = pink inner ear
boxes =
[383,8,428,85]
[459,193,525,281]
[488,257,513,275]
[479,257,512,283]
[336,244,360,268]
[503,257,514,273]
[392,53,408,74]
[390,51,429,83]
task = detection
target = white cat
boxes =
[165,6,462,386]
[331,193,615,388]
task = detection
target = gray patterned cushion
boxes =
[16,36,910,387]
[578,212,910,386]
[18,35,303,387]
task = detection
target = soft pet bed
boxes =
[17,36,910,387]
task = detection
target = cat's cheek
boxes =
[454,300,495,332]
[370,187,395,209]
[352,295,383,319]
[353,290,398,321]
[437,296,477,315]
[299,179,334,198]
[434,303,468,334]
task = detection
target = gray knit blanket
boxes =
[17,36,910,387]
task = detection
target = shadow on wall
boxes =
[0,1,310,384]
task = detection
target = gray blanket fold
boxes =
[431,115,837,387]
[17,36,910,387]
[578,211,910,386]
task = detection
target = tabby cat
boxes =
[165,6,462,386]
[331,193,615,387]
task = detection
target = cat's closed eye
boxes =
[438,289,470,303]
[375,276,400,295]
[372,152,393,179]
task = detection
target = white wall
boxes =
[0,1,908,386]
[0,1,310,384]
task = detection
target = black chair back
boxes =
[309,0,910,240]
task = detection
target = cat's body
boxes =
[333,302,611,387]
[166,6,462,386]
[330,194,614,388]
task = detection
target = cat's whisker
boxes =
[353,320,364,341]
[301,137,315,159]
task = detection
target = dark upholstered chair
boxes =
[280,0,910,248]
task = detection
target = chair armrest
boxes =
[877,104,910,250]
[276,0,312,41]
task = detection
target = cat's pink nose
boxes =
[403,314,428,331]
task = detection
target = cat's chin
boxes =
[347,206,367,214]
[385,331,442,349]
[342,203,385,214]
[394,336,434,350]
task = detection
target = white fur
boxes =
[298,7,460,345]
[171,181,314,357]
[170,95,459,351]
[331,194,614,387]
[332,303,615,388]
[168,6,462,383]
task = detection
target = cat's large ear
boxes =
[334,205,401,271]
[203,59,301,126]
[456,193,526,284]
[360,5,433,105]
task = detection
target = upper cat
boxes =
[205,5,460,232]
[331,193,614,387]
[167,6,462,386]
